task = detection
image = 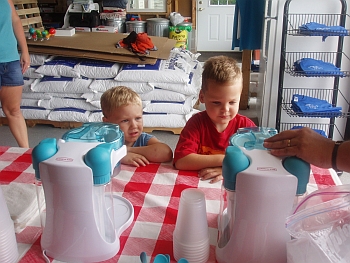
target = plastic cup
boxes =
[173,235,210,261]
[173,189,209,263]
[0,188,19,263]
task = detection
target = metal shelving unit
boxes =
[276,0,349,139]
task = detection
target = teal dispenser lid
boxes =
[84,143,116,185]
[223,127,278,191]
[32,138,58,180]
[283,157,311,195]
[227,127,310,195]
[62,122,124,147]
[229,127,278,149]
[63,122,125,183]
[222,146,249,191]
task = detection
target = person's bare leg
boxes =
[0,85,29,148]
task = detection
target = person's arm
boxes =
[9,0,30,73]
[121,152,149,167]
[336,141,350,172]
[127,137,173,163]
[263,127,350,172]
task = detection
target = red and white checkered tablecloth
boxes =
[0,146,342,263]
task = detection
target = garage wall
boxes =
[173,0,195,29]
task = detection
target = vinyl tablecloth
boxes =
[0,146,341,263]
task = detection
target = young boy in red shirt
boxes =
[173,56,256,183]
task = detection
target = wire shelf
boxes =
[280,87,350,118]
[279,122,344,139]
[285,13,350,36]
[283,51,350,77]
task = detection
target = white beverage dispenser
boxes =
[216,127,311,263]
[32,122,133,263]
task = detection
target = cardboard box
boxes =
[91,26,119,33]
[55,27,75,36]
[27,32,176,64]
[75,27,91,32]
[28,45,158,65]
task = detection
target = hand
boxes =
[263,127,334,168]
[20,52,30,74]
[198,167,223,184]
[121,152,150,167]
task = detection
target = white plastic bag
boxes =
[169,12,184,26]
[286,185,350,263]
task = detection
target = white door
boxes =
[196,0,236,51]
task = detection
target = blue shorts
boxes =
[0,60,24,87]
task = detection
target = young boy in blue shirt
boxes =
[101,86,173,167]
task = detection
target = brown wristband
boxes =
[332,141,343,171]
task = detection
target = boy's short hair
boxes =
[201,55,242,92]
[100,86,142,118]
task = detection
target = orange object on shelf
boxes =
[253,49,261,60]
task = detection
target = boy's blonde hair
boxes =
[201,56,242,92]
[100,86,142,118]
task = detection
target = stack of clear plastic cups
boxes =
[0,187,18,263]
[173,189,210,263]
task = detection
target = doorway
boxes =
[196,0,236,51]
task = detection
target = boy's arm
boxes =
[174,153,225,170]
[128,137,173,163]
[121,152,150,167]
[175,154,224,184]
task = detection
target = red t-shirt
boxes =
[173,111,256,164]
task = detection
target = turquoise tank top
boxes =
[0,1,20,63]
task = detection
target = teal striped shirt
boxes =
[0,1,20,62]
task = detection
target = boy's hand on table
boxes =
[198,167,223,184]
[122,153,150,167]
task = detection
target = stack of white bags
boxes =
[0,48,202,129]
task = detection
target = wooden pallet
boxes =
[13,0,44,32]
[143,127,182,135]
[0,117,82,129]
[0,117,182,134]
